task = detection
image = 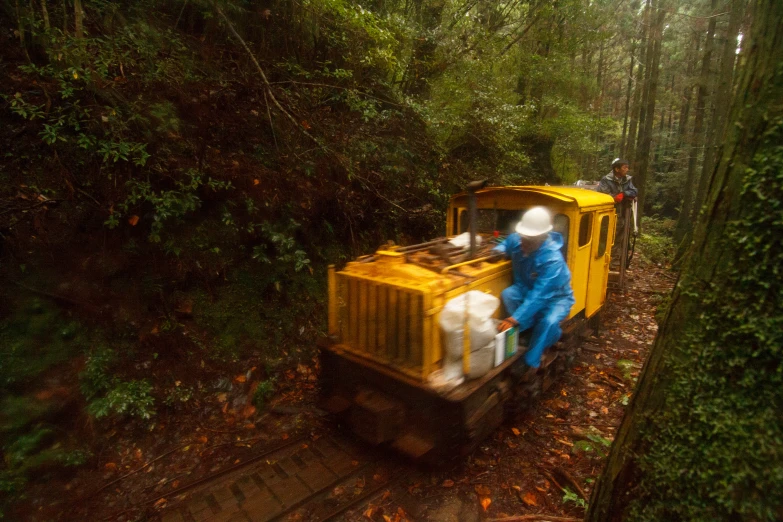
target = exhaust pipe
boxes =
[466,179,488,258]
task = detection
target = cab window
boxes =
[553,214,569,259]
[578,213,592,247]
[597,215,610,257]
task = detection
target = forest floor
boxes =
[15,260,675,522]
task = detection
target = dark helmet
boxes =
[611,158,629,169]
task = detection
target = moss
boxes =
[627,120,783,520]
[0,298,87,390]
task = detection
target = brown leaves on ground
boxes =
[415,266,674,519]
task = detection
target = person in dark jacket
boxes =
[493,207,575,369]
[597,158,638,265]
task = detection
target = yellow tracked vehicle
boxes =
[320,185,619,460]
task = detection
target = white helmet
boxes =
[516,207,553,237]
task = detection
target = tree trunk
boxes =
[633,0,655,173]
[74,0,83,38]
[693,0,745,220]
[61,0,68,34]
[674,6,716,245]
[632,0,665,226]
[40,0,50,31]
[587,1,783,520]
[626,0,650,167]
[620,42,636,157]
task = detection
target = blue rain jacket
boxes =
[492,232,574,325]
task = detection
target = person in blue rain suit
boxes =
[493,206,575,370]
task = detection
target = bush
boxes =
[87,380,156,420]
[637,217,675,266]
[252,379,276,409]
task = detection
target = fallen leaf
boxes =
[128,215,139,226]
[521,492,538,506]
[217,392,228,403]
[281,433,289,440]
[332,486,345,496]
[480,497,492,511]
[197,435,208,444]
[381,490,391,501]
[511,427,521,436]
[171,480,180,488]
[235,375,247,383]
[301,120,311,130]
[152,498,167,509]
[253,179,260,185]
[383,516,391,522]
[442,479,455,488]
[242,405,257,418]
[244,423,256,429]
[134,448,143,460]
[104,462,117,471]
[475,485,491,496]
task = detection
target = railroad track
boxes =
[157,433,412,522]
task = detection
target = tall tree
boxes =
[632,0,666,223]
[586,0,783,519]
[626,0,650,168]
[620,40,636,157]
[693,0,745,220]
[674,3,717,245]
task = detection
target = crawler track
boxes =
[158,433,411,522]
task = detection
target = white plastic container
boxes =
[494,327,519,366]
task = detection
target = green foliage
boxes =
[164,384,194,408]
[81,345,157,420]
[87,379,156,420]
[627,112,783,521]
[106,170,232,242]
[562,487,588,509]
[0,299,85,389]
[572,426,613,459]
[616,359,639,382]
[251,220,311,275]
[252,379,276,409]
[637,216,675,266]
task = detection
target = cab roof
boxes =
[449,185,615,208]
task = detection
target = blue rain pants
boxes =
[501,285,574,368]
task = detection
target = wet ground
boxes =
[19,263,673,522]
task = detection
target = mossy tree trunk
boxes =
[587,1,783,520]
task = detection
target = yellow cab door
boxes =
[586,210,614,317]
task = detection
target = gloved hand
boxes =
[614,192,625,203]
[498,317,519,332]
